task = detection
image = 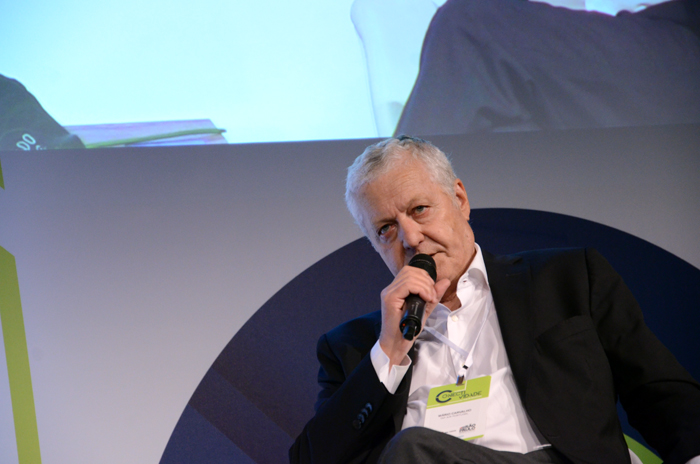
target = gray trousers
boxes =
[378,427,572,464]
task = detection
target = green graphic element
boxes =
[625,434,662,464]
[427,376,491,408]
[0,246,42,464]
[0,157,5,190]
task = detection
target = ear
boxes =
[454,179,470,220]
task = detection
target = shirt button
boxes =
[451,315,458,322]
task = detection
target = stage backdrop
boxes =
[0,124,699,463]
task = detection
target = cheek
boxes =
[434,255,452,279]
[378,245,405,276]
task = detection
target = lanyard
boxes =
[422,302,491,384]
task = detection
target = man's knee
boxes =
[380,427,447,463]
[389,426,436,446]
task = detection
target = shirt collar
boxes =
[461,243,490,291]
[428,243,490,322]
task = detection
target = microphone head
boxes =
[408,254,437,282]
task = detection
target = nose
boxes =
[398,218,423,252]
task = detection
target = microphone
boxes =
[399,254,437,340]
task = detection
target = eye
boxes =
[377,224,392,237]
[414,205,427,215]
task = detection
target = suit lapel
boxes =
[483,251,535,403]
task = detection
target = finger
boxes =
[402,267,440,300]
[402,272,444,305]
[434,278,450,302]
[422,278,451,320]
[384,269,437,307]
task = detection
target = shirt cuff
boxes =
[685,457,700,464]
[370,340,411,394]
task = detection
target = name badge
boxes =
[424,375,491,440]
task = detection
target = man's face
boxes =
[356,156,476,290]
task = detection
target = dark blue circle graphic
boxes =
[160,208,700,464]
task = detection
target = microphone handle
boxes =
[400,294,426,340]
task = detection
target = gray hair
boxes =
[345,136,457,236]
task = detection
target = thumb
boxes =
[434,278,451,302]
[423,278,451,320]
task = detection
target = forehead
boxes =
[358,158,444,217]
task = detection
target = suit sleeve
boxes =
[586,248,700,464]
[289,331,410,464]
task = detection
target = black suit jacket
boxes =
[290,248,700,464]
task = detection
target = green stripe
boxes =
[0,157,5,189]
[624,434,662,464]
[0,247,42,464]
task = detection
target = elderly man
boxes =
[290,136,700,464]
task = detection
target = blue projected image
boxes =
[1,0,699,149]
[1,0,376,147]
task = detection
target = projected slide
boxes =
[2,0,699,150]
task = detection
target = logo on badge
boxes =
[435,390,453,403]
[459,423,476,433]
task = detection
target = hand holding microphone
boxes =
[399,254,437,340]
[378,253,447,367]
